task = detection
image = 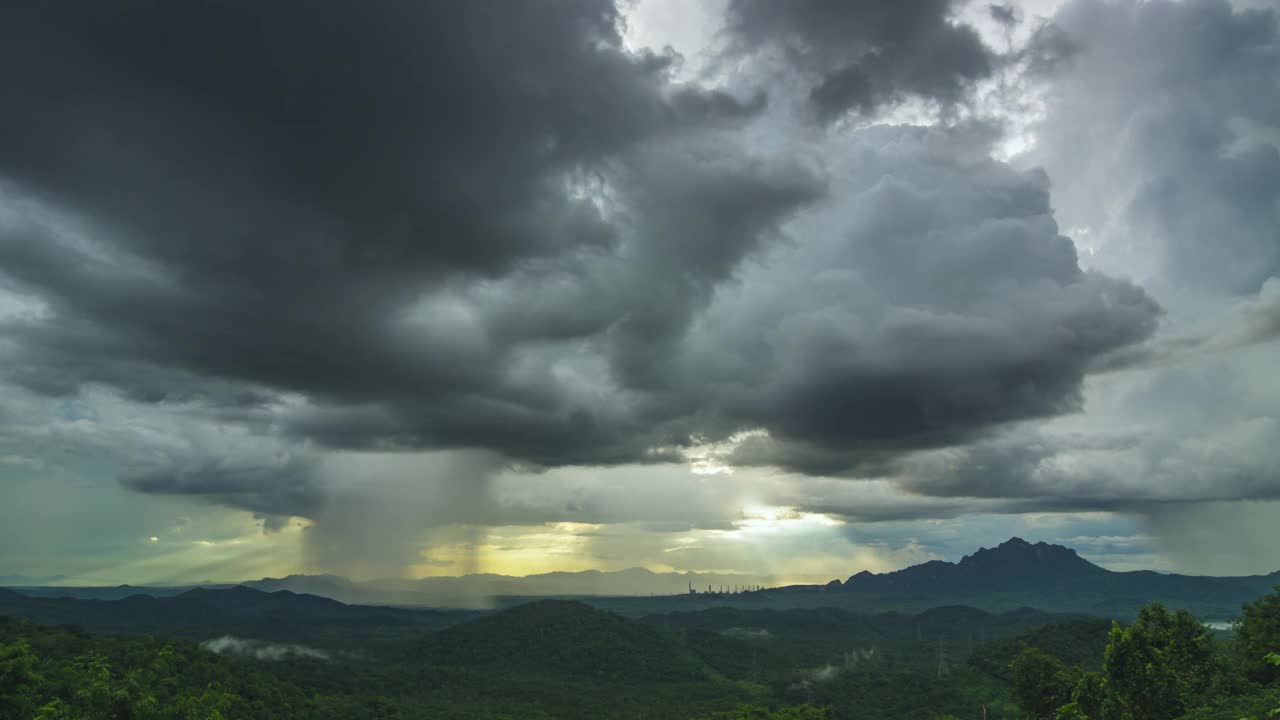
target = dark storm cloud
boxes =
[675,127,1160,474]
[895,429,1142,503]
[0,1,670,271]
[793,487,1032,522]
[723,0,995,119]
[0,0,800,462]
[121,450,325,521]
[0,0,1164,520]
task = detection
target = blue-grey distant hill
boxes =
[0,585,471,646]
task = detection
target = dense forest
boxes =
[0,587,1277,719]
[1007,589,1280,720]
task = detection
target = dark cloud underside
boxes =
[0,0,1167,518]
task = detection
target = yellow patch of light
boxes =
[725,505,843,540]
[192,537,251,548]
[662,535,702,553]
[690,461,733,476]
[79,513,307,585]
[545,521,604,534]
[408,522,607,578]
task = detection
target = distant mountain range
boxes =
[839,537,1109,592]
[415,599,715,682]
[243,567,780,608]
[5,537,1277,618]
[0,584,1083,673]
[3,567,781,607]
[830,537,1279,618]
[0,574,72,585]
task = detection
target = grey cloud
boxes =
[490,464,747,530]
[833,0,1280,526]
[0,380,328,530]
[989,4,1019,26]
[1055,534,1154,557]
[725,435,900,479]
[680,126,1160,474]
[1093,275,1280,372]
[896,352,1280,513]
[1144,500,1280,576]
[800,493,1034,524]
[300,452,502,580]
[896,430,1142,500]
[724,0,995,119]
[1026,0,1280,297]
[121,449,324,522]
[254,513,291,534]
[740,472,1031,523]
[122,444,507,579]
[1018,21,1079,76]
[1225,277,1280,347]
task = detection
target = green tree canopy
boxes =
[1103,603,1214,720]
[1236,587,1280,685]
[1010,646,1077,720]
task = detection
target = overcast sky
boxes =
[1,0,1278,585]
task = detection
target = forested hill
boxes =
[0,585,469,643]
[5,588,1280,719]
[416,600,716,682]
[0,595,1090,719]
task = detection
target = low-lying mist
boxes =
[201,636,330,661]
